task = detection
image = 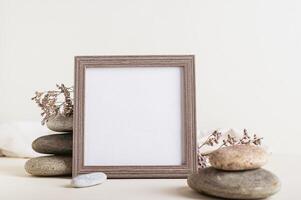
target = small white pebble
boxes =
[71,172,107,188]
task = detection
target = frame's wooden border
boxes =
[73,55,197,178]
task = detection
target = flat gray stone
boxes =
[187,167,281,199]
[25,156,72,176]
[32,133,72,155]
[71,172,107,188]
[209,145,268,171]
[46,114,73,132]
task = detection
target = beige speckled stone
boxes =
[32,133,72,155]
[25,156,71,176]
[187,168,281,199]
[209,145,268,171]
[46,114,73,132]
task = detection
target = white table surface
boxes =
[0,155,299,200]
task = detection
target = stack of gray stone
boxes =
[188,145,281,199]
[25,115,73,176]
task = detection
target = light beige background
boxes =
[0,0,300,155]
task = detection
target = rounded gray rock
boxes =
[209,145,268,171]
[32,133,72,155]
[25,156,72,176]
[46,113,73,132]
[187,167,281,199]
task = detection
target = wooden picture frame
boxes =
[73,55,197,178]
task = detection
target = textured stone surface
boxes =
[209,145,268,171]
[188,167,281,199]
[71,172,107,188]
[25,156,72,176]
[32,133,72,155]
[46,114,73,132]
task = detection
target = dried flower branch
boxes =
[198,129,263,169]
[198,154,209,168]
[223,134,238,146]
[199,130,222,149]
[32,84,73,125]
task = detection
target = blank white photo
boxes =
[84,67,184,166]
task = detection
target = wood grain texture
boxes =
[73,55,197,179]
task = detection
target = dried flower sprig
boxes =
[198,154,209,168]
[198,129,263,168]
[222,134,238,146]
[32,84,73,125]
[198,130,223,168]
[199,130,222,149]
